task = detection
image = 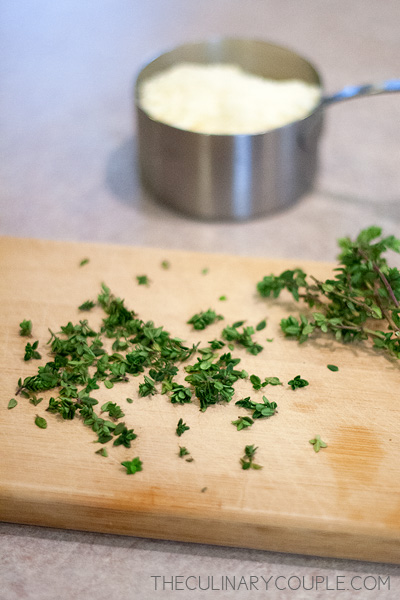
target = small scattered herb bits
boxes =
[79,258,90,267]
[327,364,339,372]
[8,398,17,409]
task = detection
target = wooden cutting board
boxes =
[0,237,399,564]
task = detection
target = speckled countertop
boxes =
[1,1,399,598]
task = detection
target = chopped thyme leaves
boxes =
[176,418,190,436]
[138,375,157,397]
[250,374,284,390]
[121,457,142,474]
[232,416,254,430]
[288,375,309,390]
[78,300,96,311]
[309,435,328,453]
[113,426,137,448]
[136,275,149,286]
[79,258,90,267]
[187,309,224,331]
[235,396,277,420]
[101,401,125,419]
[95,447,108,457]
[327,364,339,372]
[170,383,192,404]
[240,445,262,470]
[29,394,43,406]
[8,398,17,409]
[23,340,41,361]
[222,323,263,355]
[19,319,32,337]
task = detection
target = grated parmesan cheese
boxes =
[138,63,321,135]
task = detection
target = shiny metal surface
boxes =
[134,38,324,220]
[322,78,400,106]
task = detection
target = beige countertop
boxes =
[1,1,399,598]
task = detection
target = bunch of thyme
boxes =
[257,226,400,358]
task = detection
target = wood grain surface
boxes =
[0,237,399,564]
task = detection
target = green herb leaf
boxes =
[256,319,267,331]
[35,415,47,429]
[95,447,108,457]
[327,364,339,372]
[8,398,17,409]
[79,258,90,267]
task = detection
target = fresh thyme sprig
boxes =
[257,226,400,358]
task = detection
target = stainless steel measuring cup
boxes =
[134,38,399,221]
